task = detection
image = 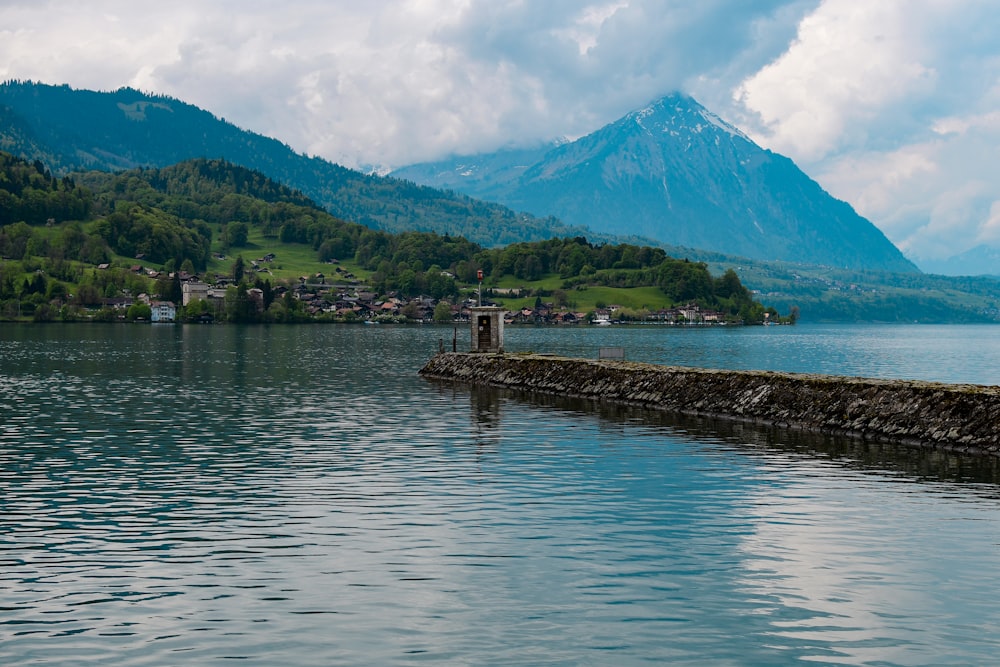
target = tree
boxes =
[225,283,257,323]
[32,303,56,322]
[170,272,183,303]
[72,284,102,306]
[127,302,152,320]
[425,267,457,299]
[254,277,275,310]
[233,255,245,284]
[433,301,453,323]
[716,269,745,300]
[397,268,417,296]
[155,277,174,301]
[183,298,211,322]
[401,301,421,320]
[227,221,249,247]
[45,281,68,302]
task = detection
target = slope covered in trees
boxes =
[0,80,606,248]
[0,152,91,226]
[0,151,776,323]
[475,237,765,321]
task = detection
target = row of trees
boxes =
[476,237,668,281]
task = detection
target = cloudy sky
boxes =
[2,0,999,266]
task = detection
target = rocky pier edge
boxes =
[419,352,1000,456]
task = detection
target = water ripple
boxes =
[3,324,1000,665]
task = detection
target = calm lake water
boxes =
[2,322,1000,666]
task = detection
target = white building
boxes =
[150,301,176,322]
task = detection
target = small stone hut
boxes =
[470,306,504,353]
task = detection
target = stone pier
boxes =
[419,352,1000,455]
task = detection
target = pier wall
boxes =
[419,353,1000,455]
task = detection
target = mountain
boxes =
[393,94,917,274]
[393,141,561,199]
[1,82,916,274]
[918,245,1000,277]
[0,80,596,248]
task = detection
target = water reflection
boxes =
[469,386,504,453]
[735,461,1000,665]
[426,376,1000,663]
[438,380,1000,487]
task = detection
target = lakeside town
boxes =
[103,257,739,326]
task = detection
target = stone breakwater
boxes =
[419,352,1000,455]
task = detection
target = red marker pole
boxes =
[477,269,483,307]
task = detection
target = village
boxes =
[106,255,735,326]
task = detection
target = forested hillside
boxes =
[0,80,609,247]
[0,152,91,226]
[0,152,774,323]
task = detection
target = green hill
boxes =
[0,151,780,323]
[0,80,607,247]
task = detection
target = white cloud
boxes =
[735,0,937,161]
[933,111,1000,137]
[554,2,630,55]
[814,114,1000,263]
[731,0,1000,262]
[819,144,939,220]
[977,201,1000,246]
[816,130,1000,260]
[0,1,803,167]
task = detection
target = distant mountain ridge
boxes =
[0,80,601,248]
[393,94,918,274]
[1,81,915,273]
[398,142,561,199]
[918,245,1000,277]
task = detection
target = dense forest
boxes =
[0,152,92,225]
[0,152,771,323]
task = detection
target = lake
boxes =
[2,322,1000,666]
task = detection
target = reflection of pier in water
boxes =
[469,385,504,454]
[430,379,1000,487]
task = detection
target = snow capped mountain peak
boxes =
[392,92,916,273]
[628,93,751,143]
